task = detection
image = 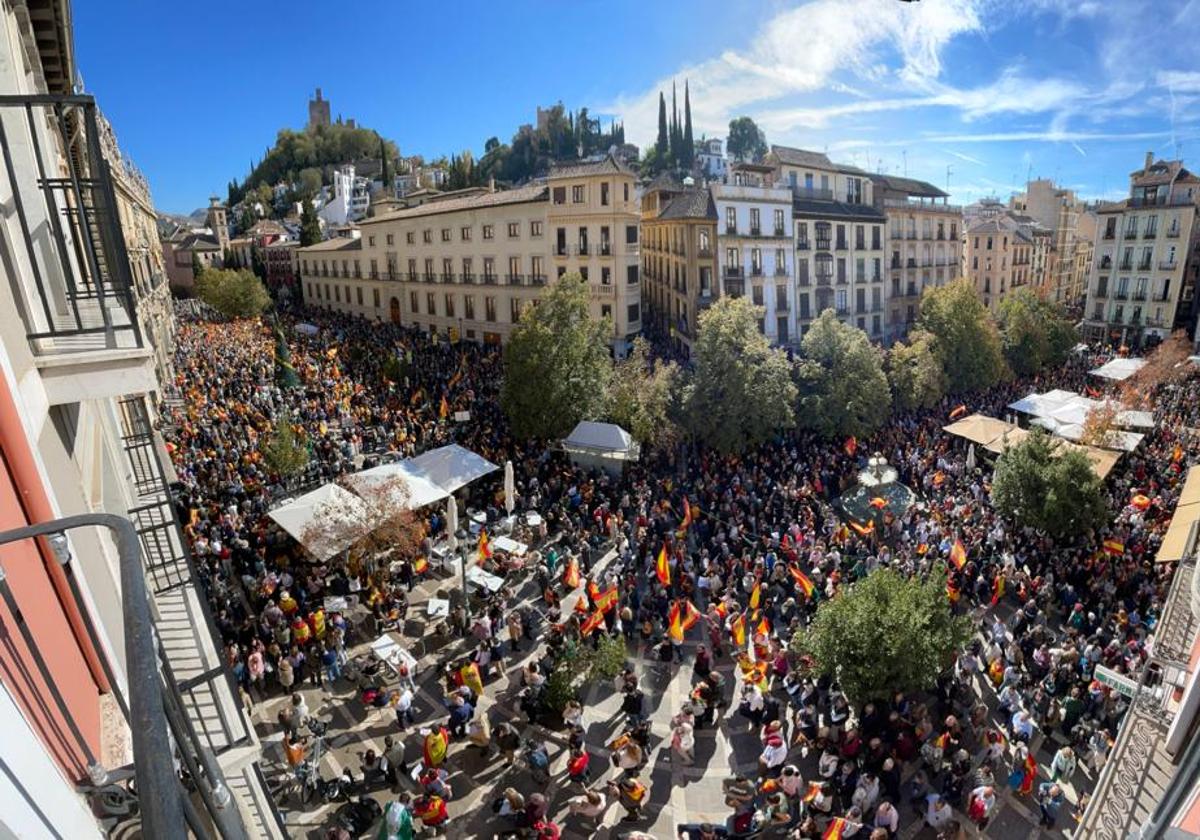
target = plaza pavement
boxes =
[248,545,1097,839]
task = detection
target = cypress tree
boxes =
[379,137,391,189]
[670,81,679,165]
[683,80,695,170]
[656,92,668,159]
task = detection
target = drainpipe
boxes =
[0,368,109,693]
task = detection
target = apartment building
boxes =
[298,153,642,353]
[1083,154,1200,348]
[0,3,280,836]
[160,196,228,291]
[641,178,718,357]
[963,216,1035,312]
[712,163,796,343]
[764,146,887,340]
[696,137,727,180]
[1011,178,1092,306]
[870,175,962,341]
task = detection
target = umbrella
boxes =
[966,443,977,470]
[1130,493,1151,511]
[504,460,515,515]
[446,496,459,549]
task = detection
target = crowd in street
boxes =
[162,301,1198,838]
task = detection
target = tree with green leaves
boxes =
[790,567,971,705]
[918,279,1008,393]
[682,80,695,170]
[887,330,948,412]
[379,136,392,190]
[726,116,767,163]
[996,287,1077,377]
[194,267,271,319]
[299,199,322,246]
[297,167,323,198]
[991,428,1107,540]
[260,417,309,479]
[606,337,681,449]
[191,252,205,280]
[795,310,891,439]
[501,273,612,439]
[683,296,796,453]
[656,92,669,161]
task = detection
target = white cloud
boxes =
[603,0,983,146]
[830,129,1171,150]
[1158,71,1200,94]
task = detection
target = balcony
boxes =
[725,224,738,235]
[774,227,786,237]
[792,186,835,201]
[907,258,917,268]
[816,272,833,286]
[1114,289,1130,300]
[1119,261,1133,271]
[1138,260,1153,271]
[1129,193,1195,207]
[797,273,811,287]
[423,272,436,282]
[775,265,789,277]
[483,273,498,285]
[1,95,158,403]
[835,239,848,251]
[554,244,569,256]
[698,245,713,258]
[1124,229,1138,239]
[462,272,475,284]
[1133,290,1148,301]
[1103,230,1116,240]
[530,274,547,286]
[1160,260,1178,270]
[1153,292,1170,302]
[724,279,745,297]
[507,273,524,285]
[441,272,454,283]
[1095,287,1108,299]
[835,305,850,316]
[750,226,762,236]
[1099,257,1112,269]
[1144,228,1157,239]
[599,242,612,256]
[797,240,811,251]
[577,243,590,256]
[891,256,901,269]
[1167,227,1181,238]
[750,265,764,277]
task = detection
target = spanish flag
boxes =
[713,601,728,619]
[823,818,849,840]
[804,782,822,803]
[789,566,816,599]
[423,726,449,767]
[682,600,701,632]
[949,404,968,420]
[1103,538,1125,557]
[731,612,747,647]
[668,602,685,642]
[1173,444,1184,463]
[562,557,581,589]
[477,530,492,565]
[916,543,929,556]
[832,524,850,544]
[586,580,601,602]
[413,557,429,575]
[656,544,671,587]
[850,520,874,537]
[932,470,946,487]
[459,662,485,697]
[756,615,770,637]
[595,585,620,614]
[448,367,464,389]
[439,395,450,419]
[844,436,857,457]
[409,387,424,406]
[681,496,693,530]
[580,610,605,636]
[749,580,762,610]
[990,574,1006,607]
[949,539,967,570]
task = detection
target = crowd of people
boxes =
[161,299,1198,838]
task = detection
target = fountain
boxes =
[837,451,918,536]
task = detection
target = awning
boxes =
[1090,357,1147,381]
[342,463,450,510]
[1157,469,1200,563]
[984,426,1030,454]
[403,444,499,494]
[562,421,641,459]
[943,414,1017,447]
[268,483,377,561]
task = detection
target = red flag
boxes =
[850,520,874,537]
[868,496,888,509]
[844,436,857,456]
[682,600,701,631]
[949,404,968,420]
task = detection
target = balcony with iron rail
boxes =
[1160,259,1178,271]
[0,94,160,404]
[815,272,833,287]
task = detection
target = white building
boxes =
[712,163,796,344]
[319,164,372,226]
[697,137,727,181]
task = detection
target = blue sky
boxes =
[75,0,1200,214]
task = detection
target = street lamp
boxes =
[456,527,471,628]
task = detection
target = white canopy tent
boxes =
[562,421,640,475]
[1090,357,1147,381]
[342,463,450,510]
[268,483,378,561]
[403,444,499,494]
[1009,389,1151,452]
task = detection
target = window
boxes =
[335,286,341,302]
[508,256,521,280]
[774,209,785,235]
[835,289,847,312]
[461,226,471,241]
[510,298,522,323]
[387,234,395,246]
[699,228,711,253]
[815,223,831,250]
[750,208,761,234]
[483,224,494,240]
[601,182,610,206]
[441,228,451,242]
[424,258,434,280]
[855,258,865,282]
[572,185,585,203]
[410,291,419,312]
[426,292,436,315]
[872,226,881,250]
[407,258,417,279]
[368,235,376,247]
[423,229,432,244]
[445,294,455,317]
[462,257,473,278]
[580,267,589,281]
[751,248,763,274]
[627,303,640,324]
[530,220,543,237]
[507,221,520,238]
[485,296,496,322]
[797,222,809,248]
[752,285,764,306]
[775,248,786,275]
[552,187,566,205]
[627,265,639,285]
[725,207,738,233]
[464,295,475,319]
[373,289,380,308]
[406,232,414,244]
[602,304,612,320]
[623,183,629,202]
[986,236,993,250]
[601,266,611,285]
[531,256,544,280]
[626,224,638,244]
[855,225,865,250]
[356,287,363,305]
[483,258,495,280]
[846,177,863,204]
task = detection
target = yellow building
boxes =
[640,178,718,357]
[963,217,1034,312]
[297,154,642,351]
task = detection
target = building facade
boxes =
[1083,155,1200,348]
[963,217,1034,312]
[640,179,718,357]
[764,146,887,340]
[1010,178,1091,306]
[0,3,280,835]
[308,86,331,129]
[296,154,642,353]
[160,196,229,291]
[696,137,727,181]
[870,175,962,341]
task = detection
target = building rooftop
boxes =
[792,197,886,221]
[548,152,633,180]
[1131,159,1199,187]
[870,174,949,199]
[295,236,363,253]
[364,184,549,223]
[659,189,718,221]
[769,145,834,170]
[174,233,221,251]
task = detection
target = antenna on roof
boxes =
[902,150,908,177]
[946,164,953,195]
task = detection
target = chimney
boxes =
[1145,151,1154,173]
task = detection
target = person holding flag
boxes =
[656,543,672,588]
